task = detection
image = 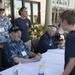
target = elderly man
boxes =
[4,26,42,68]
[36,25,62,54]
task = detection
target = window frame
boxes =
[24,1,40,24]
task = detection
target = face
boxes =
[20,8,28,17]
[0,3,5,17]
[59,18,68,31]
[48,29,56,37]
[11,30,22,41]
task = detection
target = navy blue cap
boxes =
[9,26,22,33]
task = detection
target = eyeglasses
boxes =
[0,9,5,11]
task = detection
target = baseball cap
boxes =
[9,26,22,33]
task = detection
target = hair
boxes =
[18,7,27,15]
[60,10,75,25]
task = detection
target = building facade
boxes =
[0,0,75,25]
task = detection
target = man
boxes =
[0,2,12,44]
[4,26,42,68]
[36,25,62,54]
[59,10,75,75]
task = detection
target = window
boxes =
[67,0,70,5]
[2,0,40,24]
[52,13,54,23]
[64,0,69,5]
[25,2,31,21]
[14,0,22,18]
[55,0,58,3]
[33,3,39,23]
[55,13,57,23]
[25,2,40,24]
[60,0,64,4]
[2,0,11,17]
[52,0,54,3]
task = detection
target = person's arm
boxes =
[28,52,36,57]
[28,19,31,28]
[29,52,42,58]
[13,54,42,64]
[28,19,31,32]
[62,58,75,75]
[57,43,63,49]
[28,28,31,33]
[24,42,42,58]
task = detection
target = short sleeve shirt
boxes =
[65,31,75,75]
[14,18,31,42]
[4,39,31,65]
[0,15,12,44]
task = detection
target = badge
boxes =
[49,44,52,46]
[26,22,29,27]
[0,27,5,32]
[21,51,27,56]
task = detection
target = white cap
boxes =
[48,26,57,32]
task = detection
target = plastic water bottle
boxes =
[38,64,44,75]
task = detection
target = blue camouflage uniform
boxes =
[4,39,31,67]
[0,15,12,44]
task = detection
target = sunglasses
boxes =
[0,9,5,11]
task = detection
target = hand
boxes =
[58,43,63,49]
[37,53,42,58]
[32,55,42,62]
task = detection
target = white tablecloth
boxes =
[0,48,65,75]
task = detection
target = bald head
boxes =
[0,2,4,9]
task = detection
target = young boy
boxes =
[59,10,75,75]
